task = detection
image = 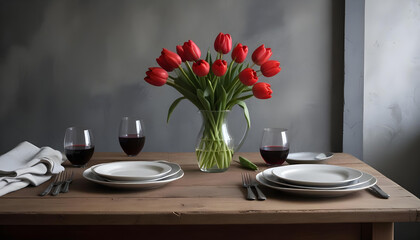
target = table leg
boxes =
[362,222,394,240]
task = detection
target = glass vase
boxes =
[195,110,248,173]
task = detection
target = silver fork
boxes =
[51,171,67,196]
[61,171,74,193]
[39,173,61,196]
[242,173,256,200]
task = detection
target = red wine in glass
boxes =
[65,145,95,167]
[119,134,146,156]
[119,117,145,156]
[64,127,94,167]
[260,146,289,165]
[260,128,289,165]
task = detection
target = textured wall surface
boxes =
[0,0,344,154]
[365,0,420,238]
[343,0,364,160]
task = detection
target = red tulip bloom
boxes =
[252,82,272,99]
[239,68,258,86]
[176,45,187,62]
[252,44,272,66]
[182,40,201,61]
[260,60,281,77]
[144,67,168,86]
[212,59,227,76]
[156,55,175,72]
[192,60,210,77]
[156,48,182,72]
[231,43,248,63]
[214,32,232,54]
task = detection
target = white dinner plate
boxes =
[286,152,333,164]
[91,161,181,182]
[271,164,363,187]
[256,172,377,197]
[92,161,172,181]
[83,165,183,189]
[262,168,373,190]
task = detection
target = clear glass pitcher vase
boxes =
[195,110,249,173]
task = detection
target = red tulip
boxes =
[214,32,232,54]
[212,59,227,76]
[156,55,175,72]
[252,82,272,99]
[182,40,201,61]
[156,48,182,72]
[192,60,210,77]
[252,44,272,66]
[260,60,281,77]
[144,67,168,86]
[239,68,258,86]
[176,45,187,62]
[231,43,248,63]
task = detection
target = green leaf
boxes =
[174,75,195,93]
[204,85,214,107]
[205,49,213,66]
[166,82,201,109]
[238,156,258,170]
[215,85,227,110]
[167,97,186,123]
[237,101,251,128]
[197,89,211,110]
[227,94,253,109]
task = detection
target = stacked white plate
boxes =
[256,164,377,197]
[286,152,334,164]
[83,160,184,189]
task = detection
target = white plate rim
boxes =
[83,166,184,189]
[262,168,373,190]
[91,161,172,181]
[256,172,377,197]
[271,164,363,187]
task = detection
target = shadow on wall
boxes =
[373,131,420,197]
[395,131,420,239]
[329,0,344,152]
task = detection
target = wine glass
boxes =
[260,128,289,165]
[64,127,95,167]
[118,117,145,156]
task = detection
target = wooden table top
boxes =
[0,152,419,225]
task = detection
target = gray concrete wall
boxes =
[364,0,420,238]
[0,0,344,154]
[343,0,364,160]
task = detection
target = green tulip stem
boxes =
[178,66,198,89]
[196,110,233,172]
[166,78,175,85]
[185,62,200,82]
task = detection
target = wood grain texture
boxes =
[0,153,419,226]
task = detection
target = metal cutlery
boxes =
[61,171,73,193]
[251,178,266,201]
[368,184,390,199]
[241,173,256,200]
[51,171,67,196]
[40,171,63,196]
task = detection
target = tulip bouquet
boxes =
[144,33,281,172]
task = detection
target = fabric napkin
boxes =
[0,141,65,196]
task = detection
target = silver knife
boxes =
[251,181,266,201]
[369,184,390,199]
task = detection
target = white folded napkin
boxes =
[0,141,65,196]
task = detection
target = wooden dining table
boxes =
[0,152,419,240]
